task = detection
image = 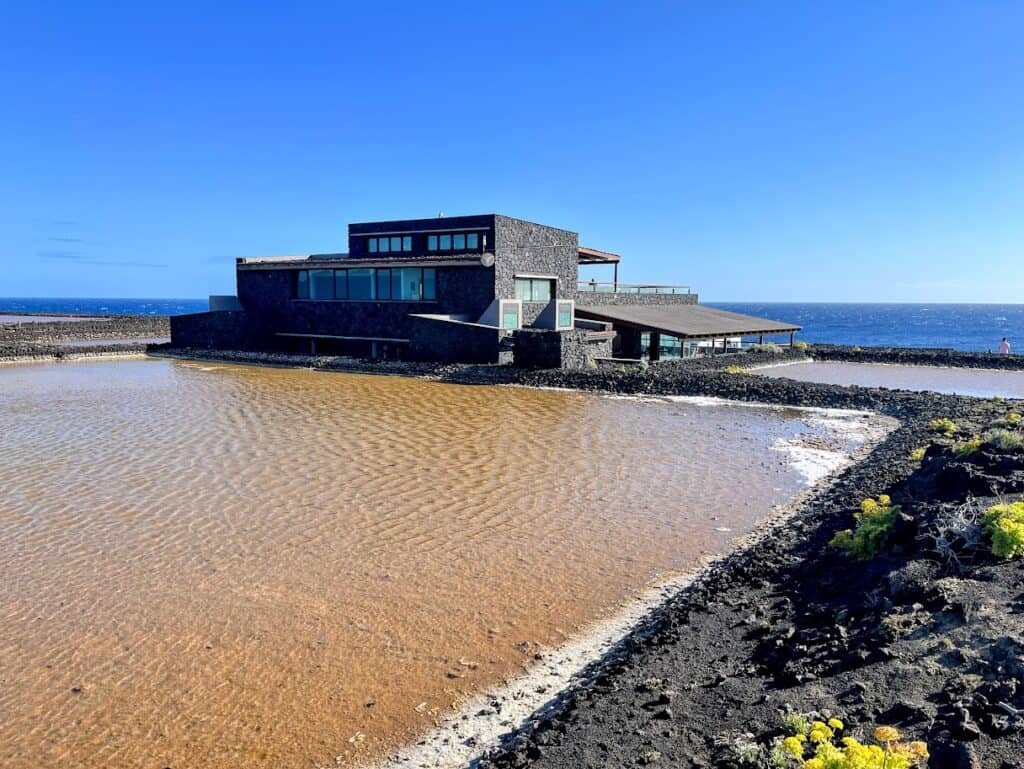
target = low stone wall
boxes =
[574,291,698,307]
[512,329,610,370]
[653,345,808,371]
[0,315,169,344]
[811,344,1024,370]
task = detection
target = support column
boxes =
[648,332,661,362]
[613,263,619,291]
[789,331,795,347]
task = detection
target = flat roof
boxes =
[574,304,801,339]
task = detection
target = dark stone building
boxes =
[171,214,799,367]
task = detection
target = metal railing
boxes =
[577,281,691,295]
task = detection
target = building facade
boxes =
[171,213,797,366]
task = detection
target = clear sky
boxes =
[1,2,1021,302]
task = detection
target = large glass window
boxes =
[310,269,335,299]
[422,268,436,300]
[294,267,438,301]
[348,269,375,299]
[392,268,423,300]
[376,268,391,300]
[515,277,555,301]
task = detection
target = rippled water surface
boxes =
[0,359,870,768]
[759,360,1024,398]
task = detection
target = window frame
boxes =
[293,267,438,302]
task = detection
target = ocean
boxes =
[1,298,1021,353]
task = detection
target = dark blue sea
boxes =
[710,303,1024,353]
[1,298,1021,353]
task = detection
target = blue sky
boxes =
[1,2,1021,302]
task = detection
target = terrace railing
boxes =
[577,281,691,295]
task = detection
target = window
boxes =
[376,269,391,300]
[557,301,573,329]
[515,277,555,301]
[310,269,335,299]
[367,236,413,253]
[425,231,482,252]
[294,267,437,301]
[348,269,375,300]
[422,268,436,300]
[502,303,520,330]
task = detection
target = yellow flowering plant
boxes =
[928,417,958,436]
[984,501,1024,559]
[907,447,927,462]
[829,495,902,560]
[764,717,928,769]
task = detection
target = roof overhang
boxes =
[574,304,801,339]
[578,246,621,265]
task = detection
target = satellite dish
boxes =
[480,253,495,267]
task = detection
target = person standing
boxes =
[998,337,1011,355]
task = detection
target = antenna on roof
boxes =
[438,211,445,218]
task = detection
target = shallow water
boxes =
[758,360,1024,398]
[0,359,872,768]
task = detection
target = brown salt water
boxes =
[0,359,875,769]
[758,360,1024,398]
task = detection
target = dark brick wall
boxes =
[408,316,506,364]
[347,214,495,259]
[234,265,495,340]
[170,311,268,350]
